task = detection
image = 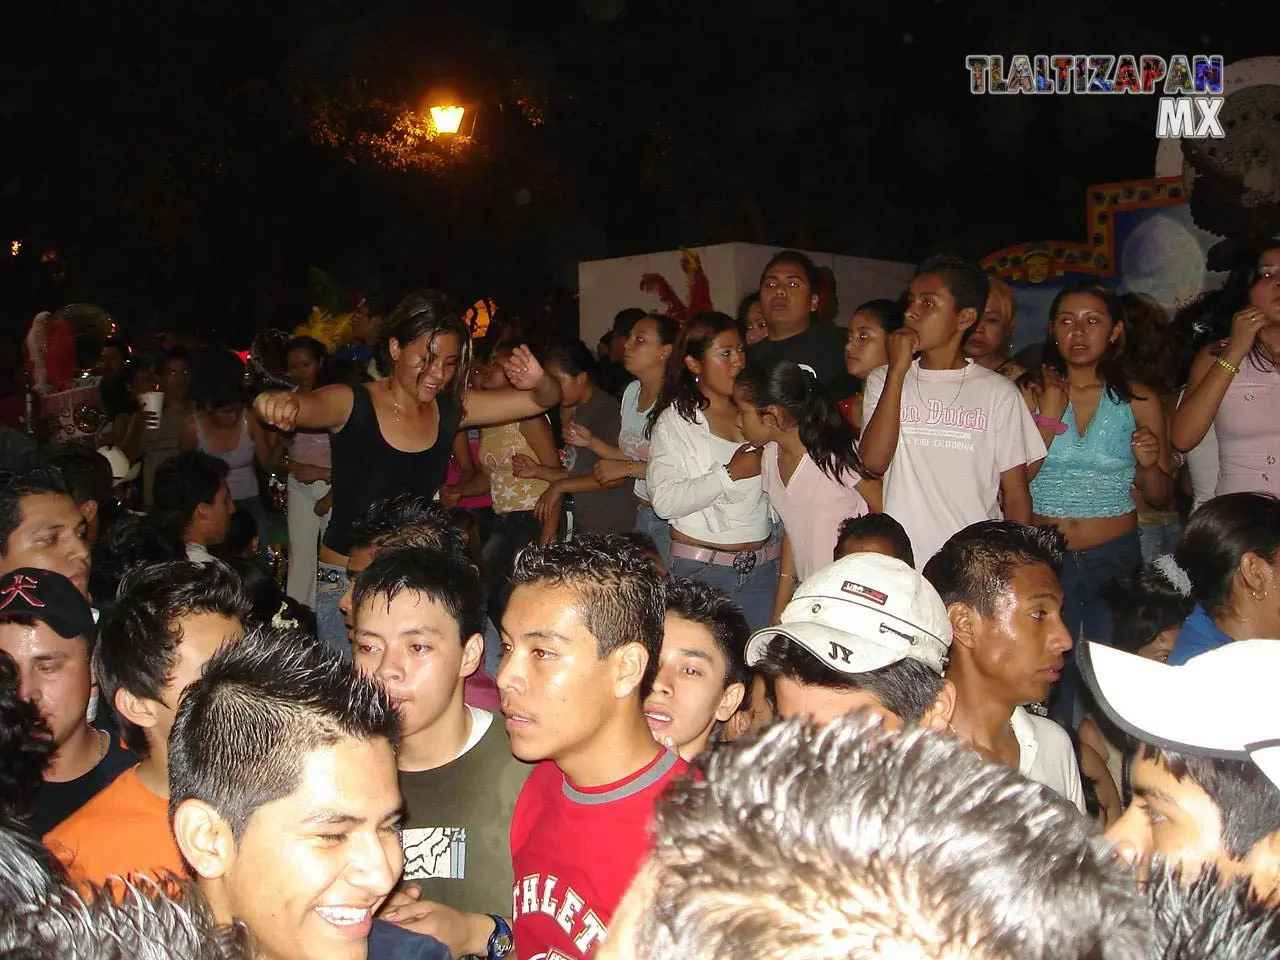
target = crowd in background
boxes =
[0,241,1278,960]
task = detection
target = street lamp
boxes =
[430,104,467,135]
[423,86,477,140]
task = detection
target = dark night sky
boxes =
[0,0,1269,342]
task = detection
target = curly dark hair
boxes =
[0,651,54,823]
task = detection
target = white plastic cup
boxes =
[140,391,164,429]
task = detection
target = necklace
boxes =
[915,361,968,410]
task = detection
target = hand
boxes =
[290,461,325,483]
[314,493,331,518]
[142,409,161,430]
[1018,377,1041,413]
[510,453,538,479]
[565,421,595,448]
[1038,367,1069,421]
[533,485,562,523]
[1226,307,1269,360]
[593,458,634,484]
[886,328,920,373]
[439,483,463,508]
[254,391,300,432]
[504,344,546,391]
[725,444,762,481]
[380,888,492,959]
[1131,425,1160,469]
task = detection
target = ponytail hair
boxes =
[736,359,866,484]
[647,311,742,436]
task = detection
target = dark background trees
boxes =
[0,0,1260,344]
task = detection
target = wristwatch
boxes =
[487,915,514,960]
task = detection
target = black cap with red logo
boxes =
[0,567,96,641]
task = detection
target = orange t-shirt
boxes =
[44,765,187,885]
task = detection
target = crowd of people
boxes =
[1,241,1279,960]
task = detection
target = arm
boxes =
[516,415,568,482]
[1173,307,1267,451]
[646,415,737,521]
[771,534,797,625]
[998,463,1032,524]
[254,384,355,433]
[1131,386,1173,509]
[248,415,277,470]
[461,345,560,428]
[451,432,479,484]
[855,477,883,514]
[179,415,199,452]
[857,367,906,476]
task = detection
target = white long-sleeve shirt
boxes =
[646,406,772,546]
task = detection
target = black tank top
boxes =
[324,384,461,555]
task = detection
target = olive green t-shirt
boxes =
[397,708,531,916]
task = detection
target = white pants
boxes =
[286,474,331,609]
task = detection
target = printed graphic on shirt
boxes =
[899,401,991,452]
[513,872,609,959]
[401,827,466,881]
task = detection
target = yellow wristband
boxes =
[1216,356,1240,375]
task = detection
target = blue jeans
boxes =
[668,555,780,632]
[316,561,350,660]
[1139,522,1180,563]
[634,504,672,565]
[1050,528,1142,726]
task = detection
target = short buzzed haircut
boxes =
[924,520,1066,617]
[347,494,467,560]
[510,534,664,698]
[352,547,487,641]
[834,513,915,566]
[634,716,1149,960]
[663,577,748,691]
[1144,861,1280,960]
[168,625,398,841]
[0,874,251,960]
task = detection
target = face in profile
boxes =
[687,330,745,399]
[1106,752,1280,902]
[963,562,1072,706]
[498,583,644,765]
[1,493,90,597]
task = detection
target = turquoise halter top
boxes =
[1030,390,1137,518]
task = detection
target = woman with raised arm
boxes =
[1172,240,1280,498]
[254,290,560,654]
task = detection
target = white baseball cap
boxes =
[745,553,952,676]
[1081,639,1280,790]
[96,445,140,484]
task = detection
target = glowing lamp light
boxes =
[9,239,21,257]
[430,105,466,135]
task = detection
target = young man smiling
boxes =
[643,577,748,760]
[924,520,1085,812]
[0,467,91,598]
[170,627,449,960]
[352,547,528,960]
[1082,638,1280,903]
[499,534,685,960]
[860,254,1045,566]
